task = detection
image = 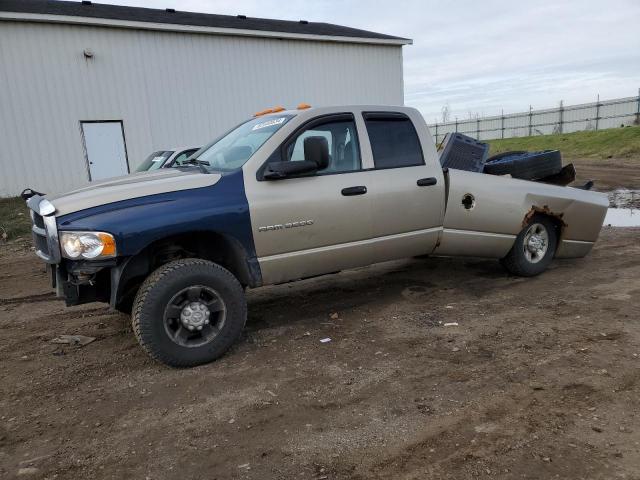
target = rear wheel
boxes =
[500,216,558,277]
[132,258,246,367]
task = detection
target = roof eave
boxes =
[0,12,413,46]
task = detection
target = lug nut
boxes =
[187,325,195,331]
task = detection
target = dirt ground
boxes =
[0,219,639,479]
[571,156,640,192]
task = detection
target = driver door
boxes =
[245,113,375,284]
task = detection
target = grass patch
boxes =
[0,196,31,241]
[488,126,640,160]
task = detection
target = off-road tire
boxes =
[132,258,246,367]
[484,150,562,180]
[500,216,558,277]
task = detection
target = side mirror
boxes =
[303,136,329,170]
[262,136,329,180]
[263,160,318,179]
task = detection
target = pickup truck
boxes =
[25,105,609,367]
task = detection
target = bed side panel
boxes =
[434,169,608,258]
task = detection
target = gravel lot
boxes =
[1,222,639,479]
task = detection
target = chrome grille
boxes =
[26,195,60,264]
[33,229,50,256]
[32,211,45,229]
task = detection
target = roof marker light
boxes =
[254,108,275,117]
[297,103,311,110]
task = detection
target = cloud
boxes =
[96,0,640,120]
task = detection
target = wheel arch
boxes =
[110,230,261,312]
[522,207,566,252]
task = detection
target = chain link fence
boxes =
[429,91,640,144]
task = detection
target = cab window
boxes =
[286,117,361,174]
[363,112,424,169]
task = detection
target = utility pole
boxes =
[501,109,505,139]
[595,94,600,130]
[558,100,564,134]
[528,105,533,136]
[455,117,458,133]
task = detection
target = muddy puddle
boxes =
[605,189,640,227]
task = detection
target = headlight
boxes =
[59,231,117,260]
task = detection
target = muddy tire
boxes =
[132,258,246,368]
[500,216,558,277]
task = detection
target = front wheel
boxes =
[500,216,558,277]
[132,258,247,367]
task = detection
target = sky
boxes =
[98,0,640,123]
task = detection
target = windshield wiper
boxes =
[181,158,211,174]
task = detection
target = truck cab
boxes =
[26,104,608,367]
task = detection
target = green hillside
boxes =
[488,125,640,160]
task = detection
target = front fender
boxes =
[55,170,256,259]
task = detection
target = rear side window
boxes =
[364,113,424,169]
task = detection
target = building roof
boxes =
[0,0,411,45]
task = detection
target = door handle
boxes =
[417,177,437,187]
[341,186,367,196]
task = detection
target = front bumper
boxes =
[27,194,115,306]
[48,260,116,306]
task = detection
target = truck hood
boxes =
[48,169,222,216]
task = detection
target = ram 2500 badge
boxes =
[25,105,608,367]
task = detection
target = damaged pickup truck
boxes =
[24,105,609,367]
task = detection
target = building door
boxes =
[81,121,129,181]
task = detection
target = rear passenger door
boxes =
[363,111,445,261]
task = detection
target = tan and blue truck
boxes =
[24,105,609,367]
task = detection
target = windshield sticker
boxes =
[252,117,286,131]
[151,156,166,162]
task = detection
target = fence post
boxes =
[636,88,640,125]
[558,100,564,134]
[455,117,458,133]
[595,94,600,130]
[528,105,533,136]
[476,117,480,140]
[434,122,438,143]
[501,109,504,139]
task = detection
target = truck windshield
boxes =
[136,151,173,172]
[194,115,293,171]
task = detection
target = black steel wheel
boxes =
[132,258,246,367]
[163,285,226,348]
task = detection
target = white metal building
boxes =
[0,0,410,196]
